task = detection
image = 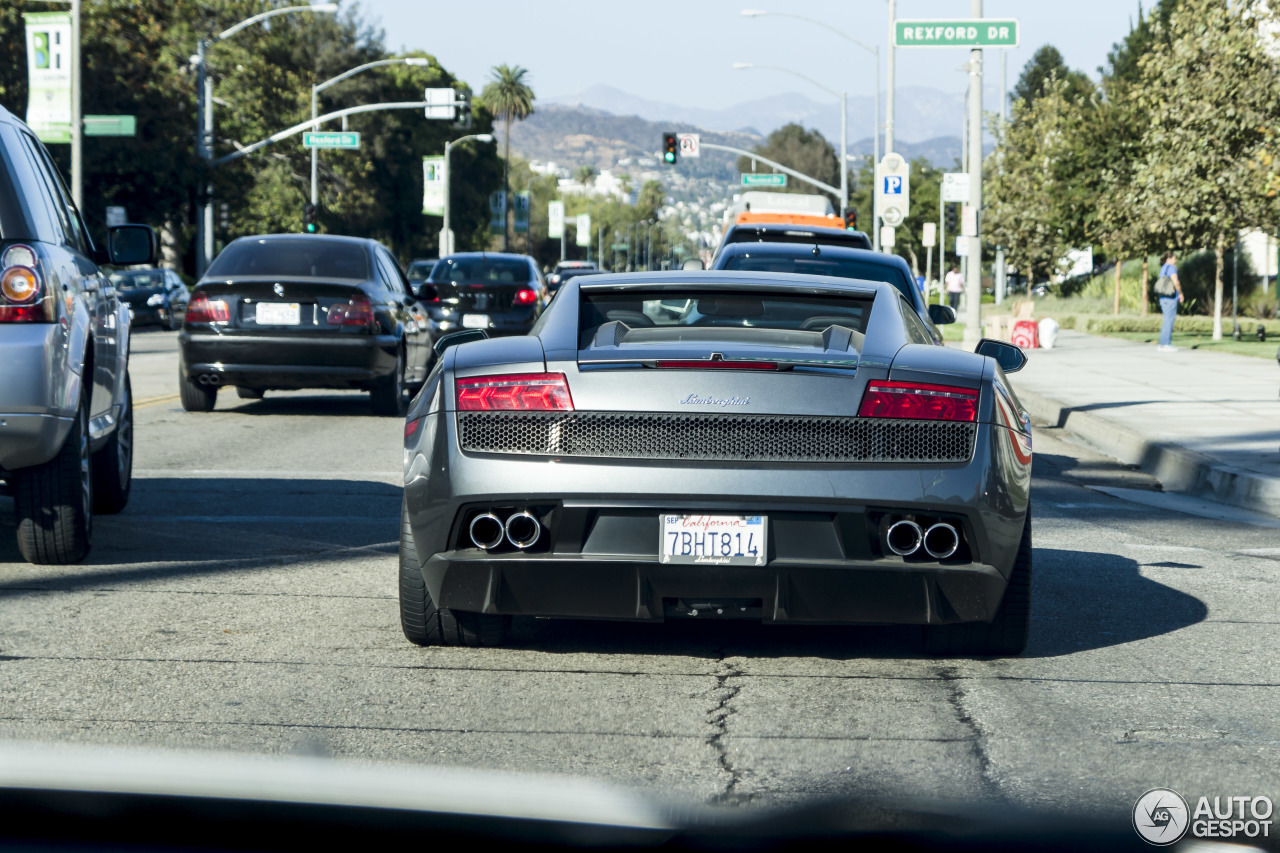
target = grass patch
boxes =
[1098,330,1279,359]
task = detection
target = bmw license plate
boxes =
[661,515,767,566]
[461,313,490,329]
[256,302,300,325]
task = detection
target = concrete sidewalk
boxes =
[1008,329,1280,516]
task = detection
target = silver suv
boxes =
[0,106,156,564]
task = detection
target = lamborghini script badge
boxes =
[681,394,750,407]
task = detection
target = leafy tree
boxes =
[736,123,840,209]
[479,63,535,251]
[1100,1,1178,84]
[574,164,598,188]
[1126,0,1280,338]
[1012,45,1094,105]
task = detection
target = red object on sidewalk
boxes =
[1011,320,1039,349]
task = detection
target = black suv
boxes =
[0,105,156,564]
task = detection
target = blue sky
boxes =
[355,0,1145,104]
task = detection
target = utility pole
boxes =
[885,0,896,155]
[994,49,1007,305]
[69,0,82,207]
[963,0,984,348]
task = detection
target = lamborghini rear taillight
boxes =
[858,380,978,422]
[185,292,230,324]
[456,373,574,411]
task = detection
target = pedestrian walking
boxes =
[1154,252,1184,352]
[945,265,963,311]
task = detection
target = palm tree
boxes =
[480,64,535,250]
[574,164,598,189]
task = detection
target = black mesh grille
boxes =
[458,412,975,463]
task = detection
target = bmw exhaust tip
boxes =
[197,374,221,386]
[885,520,923,556]
[923,523,960,560]
[468,513,505,550]
[504,511,542,549]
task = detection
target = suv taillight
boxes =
[185,292,230,324]
[456,373,573,411]
[327,294,375,327]
[858,380,978,422]
[0,260,50,323]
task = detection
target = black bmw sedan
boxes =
[423,252,547,337]
[178,234,434,416]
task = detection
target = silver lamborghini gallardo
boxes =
[400,272,1034,655]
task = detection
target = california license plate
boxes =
[461,313,490,329]
[660,514,767,566]
[256,302,300,325]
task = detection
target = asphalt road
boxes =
[1,329,1277,830]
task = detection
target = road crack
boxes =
[706,654,746,805]
[936,665,1005,804]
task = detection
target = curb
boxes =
[1013,384,1280,518]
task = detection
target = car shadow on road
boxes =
[213,393,385,418]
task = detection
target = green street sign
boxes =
[742,173,787,187]
[895,19,1019,48]
[83,115,136,137]
[303,132,361,149]
[611,242,630,251]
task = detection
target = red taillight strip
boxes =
[185,293,230,324]
[456,373,574,411]
[858,379,978,422]
[656,360,778,370]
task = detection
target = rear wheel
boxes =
[924,513,1032,657]
[179,365,216,412]
[14,392,92,564]
[236,387,264,400]
[92,373,133,514]
[399,500,507,647]
[370,348,406,417]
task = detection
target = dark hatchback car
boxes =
[112,267,189,330]
[406,257,437,284]
[178,234,435,416]
[424,252,547,336]
[715,222,873,260]
[712,241,949,342]
[546,266,605,295]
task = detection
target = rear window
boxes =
[431,257,531,284]
[724,229,870,250]
[580,288,873,340]
[721,253,915,304]
[206,238,370,280]
[110,271,166,291]
[406,260,436,280]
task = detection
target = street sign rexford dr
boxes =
[895,19,1019,48]
[742,173,786,187]
[303,132,360,149]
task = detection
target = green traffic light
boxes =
[664,152,675,163]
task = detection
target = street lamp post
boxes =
[732,63,847,224]
[741,10,880,250]
[311,57,430,206]
[442,133,494,256]
[193,3,337,277]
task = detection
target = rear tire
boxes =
[236,387,264,400]
[14,392,92,564]
[399,500,507,647]
[179,366,217,412]
[92,373,133,514]
[370,348,407,417]
[923,513,1032,657]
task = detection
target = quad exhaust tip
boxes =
[885,520,923,556]
[504,511,542,549]
[923,523,960,560]
[468,513,505,550]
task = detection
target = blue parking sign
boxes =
[883,176,904,195]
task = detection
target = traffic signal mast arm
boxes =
[214,100,460,166]
[684,141,842,198]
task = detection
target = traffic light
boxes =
[663,132,678,164]
[453,89,472,130]
[844,208,857,231]
[303,202,318,234]
[944,203,957,233]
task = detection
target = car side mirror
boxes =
[681,258,705,271]
[928,304,956,325]
[433,328,487,356]
[416,283,438,303]
[107,224,157,266]
[976,338,1028,373]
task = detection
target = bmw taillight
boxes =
[513,288,539,306]
[327,294,375,327]
[858,380,978,422]
[0,245,50,323]
[456,373,573,411]
[185,292,230,324]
